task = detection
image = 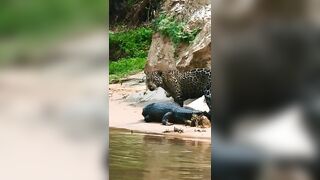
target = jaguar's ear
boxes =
[144,65,149,74]
[144,63,153,74]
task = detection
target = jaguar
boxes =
[145,68,212,111]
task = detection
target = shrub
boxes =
[109,27,153,60]
[152,14,200,45]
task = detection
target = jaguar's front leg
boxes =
[173,89,184,106]
[174,96,184,107]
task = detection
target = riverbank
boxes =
[108,72,211,142]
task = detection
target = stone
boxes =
[145,0,211,73]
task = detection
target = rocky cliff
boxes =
[145,0,211,72]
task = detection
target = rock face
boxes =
[145,0,211,72]
[146,33,176,71]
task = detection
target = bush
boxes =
[109,27,153,60]
[152,14,200,45]
[109,57,146,83]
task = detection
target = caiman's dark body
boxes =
[142,102,206,125]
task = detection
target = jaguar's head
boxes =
[145,71,163,91]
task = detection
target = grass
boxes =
[109,57,146,83]
[109,27,153,83]
[109,27,153,60]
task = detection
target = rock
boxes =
[185,96,210,112]
[145,0,211,72]
[176,5,211,71]
[146,33,176,71]
[174,126,184,133]
[125,87,172,104]
[163,129,171,133]
[194,129,206,132]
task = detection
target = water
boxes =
[109,128,211,180]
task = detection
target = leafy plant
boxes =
[109,26,153,83]
[152,14,200,45]
[109,27,153,60]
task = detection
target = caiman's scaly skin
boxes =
[142,102,207,125]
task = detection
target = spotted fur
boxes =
[145,68,212,111]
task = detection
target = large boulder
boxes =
[145,0,211,72]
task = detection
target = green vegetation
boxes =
[152,14,200,45]
[109,57,146,83]
[110,27,153,60]
[109,27,153,83]
[109,5,201,83]
[109,13,201,83]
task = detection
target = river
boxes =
[109,128,211,180]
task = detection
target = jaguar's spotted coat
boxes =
[145,68,212,111]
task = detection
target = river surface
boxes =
[109,128,211,180]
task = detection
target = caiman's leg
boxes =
[162,112,174,126]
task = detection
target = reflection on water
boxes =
[109,128,211,180]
